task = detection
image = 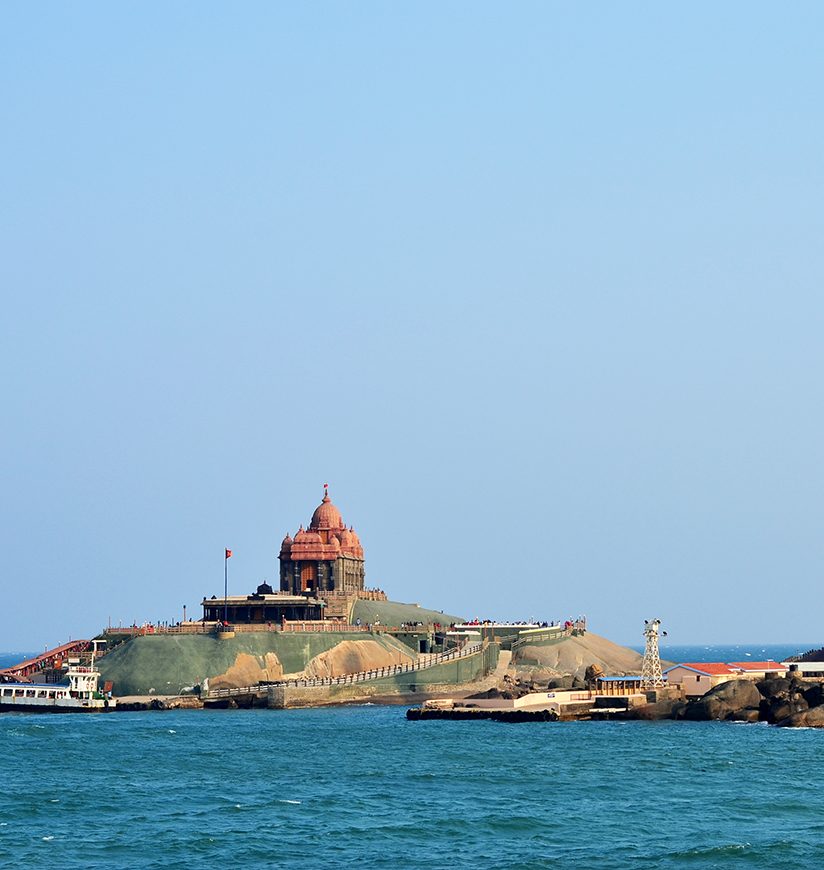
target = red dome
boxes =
[310,493,344,530]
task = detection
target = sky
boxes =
[1,3,823,650]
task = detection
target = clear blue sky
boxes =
[2,4,822,650]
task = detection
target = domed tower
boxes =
[279,485,366,597]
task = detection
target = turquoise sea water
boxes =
[2,645,824,869]
[2,705,824,869]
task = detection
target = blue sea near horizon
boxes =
[2,646,824,869]
[634,643,820,664]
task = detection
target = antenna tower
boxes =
[641,618,666,689]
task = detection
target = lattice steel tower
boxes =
[641,618,667,688]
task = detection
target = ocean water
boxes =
[2,706,824,868]
[0,653,37,670]
[640,643,818,664]
[2,645,823,869]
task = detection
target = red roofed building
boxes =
[664,661,787,696]
[279,486,366,598]
[727,662,788,675]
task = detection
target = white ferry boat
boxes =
[0,643,115,713]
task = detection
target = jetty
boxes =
[406,685,670,722]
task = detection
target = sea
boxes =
[1,646,822,870]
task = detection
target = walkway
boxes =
[0,640,91,680]
[205,641,487,700]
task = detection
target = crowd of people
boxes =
[454,616,587,630]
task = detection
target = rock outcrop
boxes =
[297,639,412,680]
[681,678,762,722]
[679,675,824,727]
[777,706,824,728]
[624,699,687,720]
[512,631,645,680]
[210,652,284,691]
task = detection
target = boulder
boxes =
[763,696,809,724]
[625,699,684,720]
[511,631,644,680]
[465,687,503,700]
[210,652,284,691]
[682,678,762,721]
[802,683,824,709]
[777,705,824,728]
[756,677,791,700]
[585,663,605,687]
[299,640,412,679]
[547,675,574,690]
[729,708,761,723]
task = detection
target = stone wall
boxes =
[269,643,499,708]
[99,631,409,697]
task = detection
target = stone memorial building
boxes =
[279,485,365,596]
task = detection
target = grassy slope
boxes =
[98,632,404,696]
[351,599,463,626]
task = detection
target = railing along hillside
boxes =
[205,641,485,699]
[103,620,441,637]
[510,619,587,654]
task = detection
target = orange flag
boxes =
[225,548,232,559]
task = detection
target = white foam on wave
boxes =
[42,836,54,842]
[278,799,302,805]
[49,799,59,803]
[168,729,177,734]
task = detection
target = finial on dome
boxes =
[323,482,330,503]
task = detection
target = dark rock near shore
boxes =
[547,675,575,690]
[465,687,504,700]
[763,696,808,723]
[679,676,824,727]
[756,677,792,700]
[777,706,824,728]
[753,676,810,722]
[681,678,762,721]
[728,708,761,723]
[624,699,686,720]
[114,695,203,711]
[802,683,824,708]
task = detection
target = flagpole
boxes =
[223,550,228,625]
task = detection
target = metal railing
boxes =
[103,620,442,637]
[510,620,587,654]
[205,641,485,699]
